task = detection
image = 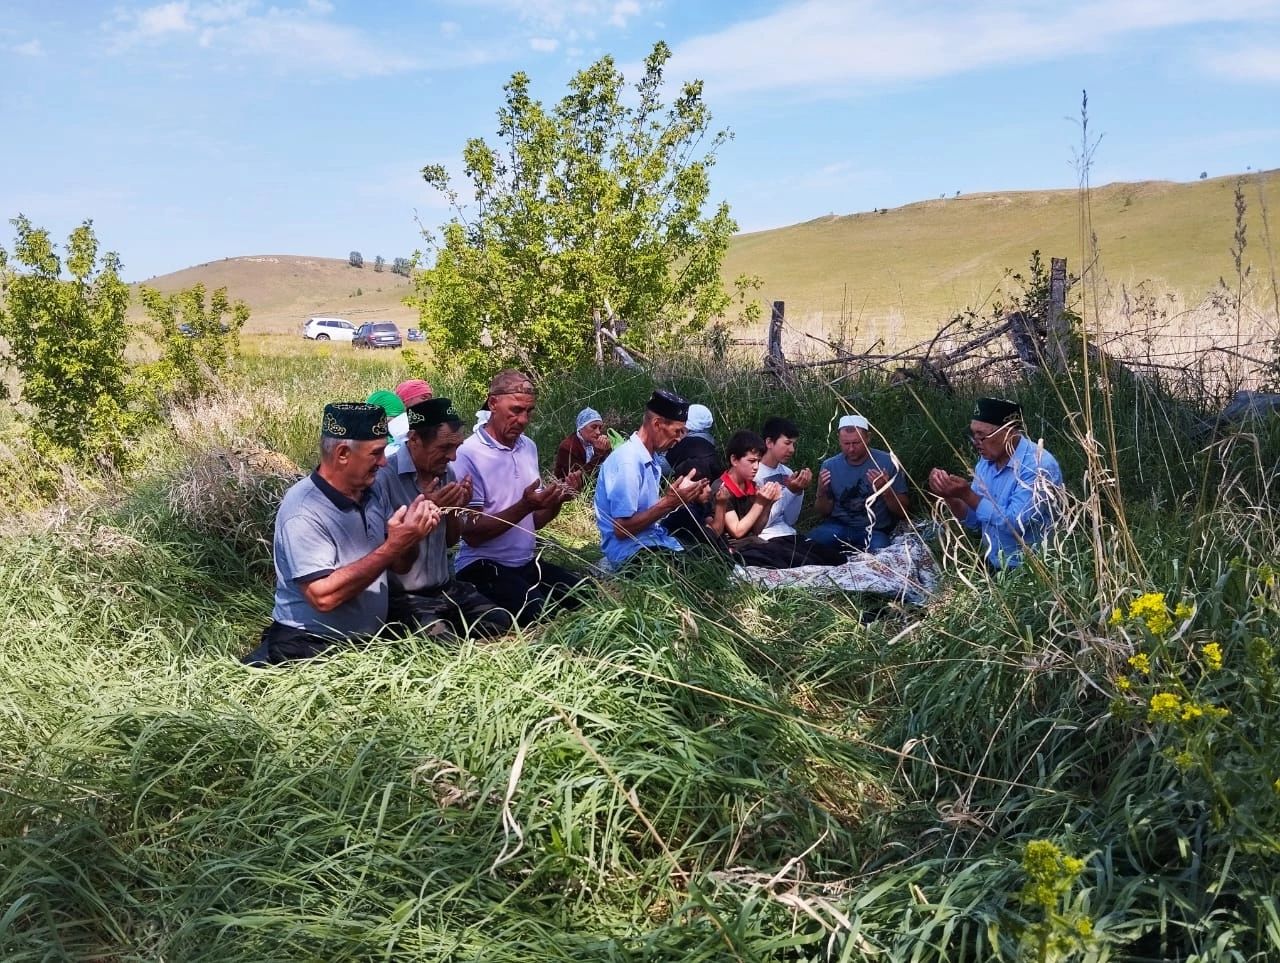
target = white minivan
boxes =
[303,317,356,342]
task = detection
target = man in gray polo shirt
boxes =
[453,369,585,623]
[372,397,512,639]
[243,401,441,665]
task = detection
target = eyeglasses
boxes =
[969,425,1010,444]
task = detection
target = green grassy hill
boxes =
[723,170,1280,343]
[127,255,417,335]
[130,171,1279,344]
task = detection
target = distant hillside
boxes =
[723,170,1280,344]
[127,255,417,335]
[133,171,1279,343]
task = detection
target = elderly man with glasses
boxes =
[928,397,1064,571]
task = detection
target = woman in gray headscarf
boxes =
[554,406,613,479]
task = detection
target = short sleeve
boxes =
[277,512,339,583]
[453,445,486,508]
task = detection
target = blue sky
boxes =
[2,0,1278,281]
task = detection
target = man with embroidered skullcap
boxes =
[594,389,712,568]
[452,369,585,623]
[808,413,910,554]
[244,402,441,665]
[553,406,613,479]
[928,397,1064,570]
[372,397,512,639]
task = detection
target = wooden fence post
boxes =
[1047,257,1068,372]
[767,301,786,369]
[592,307,604,369]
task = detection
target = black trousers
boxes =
[241,621,355,667]
[388,580,513,639]
[731,533,846,569]
[456,556,585,625]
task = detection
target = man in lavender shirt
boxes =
[453,369,585,622]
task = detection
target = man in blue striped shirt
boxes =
[928,397,1064,570]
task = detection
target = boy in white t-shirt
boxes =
[753,416,842,566]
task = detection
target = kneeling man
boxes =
[594,389,709,568]
[245,402,440,665]
[372,397,513,639]
[453,370,584,622]
[809,414,910,553]
[928,397,1063,570]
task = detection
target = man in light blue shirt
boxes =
[595,389,710,567]
[929,397,1064,570]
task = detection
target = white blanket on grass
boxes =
[735,533,940,605]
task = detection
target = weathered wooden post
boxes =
[766,300,785,370]
[592,307,604,369]
[1046,257,1068,372]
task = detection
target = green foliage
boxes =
[391,256,412,277]
[348,250,363,268]
[139,282,249,405]
[0,215,145,464]
[415,41,742,389]
[373,254,385,272]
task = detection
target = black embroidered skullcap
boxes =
[407,397,462,432]
[646,389,690,422]
[322,402,389,440]
[972,397,1022,426]
[488,369,537,397]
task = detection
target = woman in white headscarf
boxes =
[553,406,613,479]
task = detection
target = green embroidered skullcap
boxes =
[322,402,389,440]
[406,397,462,432]
[366,389,406,418]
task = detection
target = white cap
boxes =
[838,414,870,431]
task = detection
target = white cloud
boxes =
[108,1,423,76]
[1203,42,1280,82]
[662,0,1280,97]
[459,0,651,36]
[609,0,641,28]
[529,36,559,52]
[10,39,44,56]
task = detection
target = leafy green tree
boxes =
[139,282,249,404]
[0,216,144,463]
[373,255,385,272]
[391,257,412,278]
[415,41,740,384]
[349,251,363,268]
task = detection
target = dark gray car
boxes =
[352,321,403,349]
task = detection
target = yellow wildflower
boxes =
[1274,778,1280,795]
[1128,592,1174,635]
[1115,676,1132,691]
[1127,652,1151,675]
[1202,642,1223,672]
[1148,692,1182,724]
[1180,702,1204,722]
[1173,601,1193,621]
[1108,607,1124,626]
[1172,750,1195,770]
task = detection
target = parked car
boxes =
[406,327,425,342]
[352,321,403,350]
[303,317,356,342]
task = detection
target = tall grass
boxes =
[2,347,1278,961]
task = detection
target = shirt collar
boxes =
[393,443,417,477]
[473,425,527,453]
[310,469,372,511]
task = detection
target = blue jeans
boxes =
[807,520,890,553]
